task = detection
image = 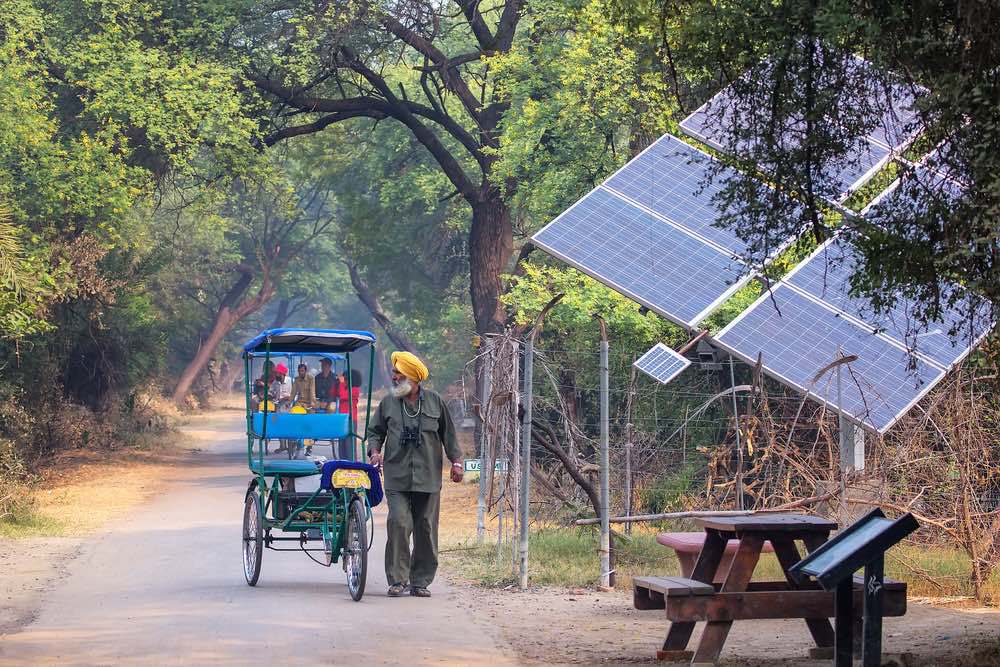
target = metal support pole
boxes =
[477,338,493,544]
[518,335,534,589]
[729,355,744,510]
[597,319,611,589]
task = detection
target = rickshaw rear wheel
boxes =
[243,490,263,586]
[345,498,367,601]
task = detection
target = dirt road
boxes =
[0,411,516,666]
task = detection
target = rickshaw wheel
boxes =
[243,490,263,586]
[345,498,367,601]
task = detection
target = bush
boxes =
[0,438,34,522]
[640,463,701,514]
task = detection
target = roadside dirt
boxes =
[0,419,198,638]
[448,582,1000,666]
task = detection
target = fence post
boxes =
[729,354,744,510]
[477,337,493,544]
[597,316,612,588]
[518,334,534,589]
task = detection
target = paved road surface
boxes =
[0,411,515,666]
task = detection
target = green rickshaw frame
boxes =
[241,328,378,600]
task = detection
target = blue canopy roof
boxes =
[245,351,345,361]
[242,328,376,355]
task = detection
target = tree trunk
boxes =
[171,283,276,405]
[270,298,292,328]
[468,193,513,336]
[346,261,423,355]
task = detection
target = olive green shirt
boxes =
[369,388,462,493]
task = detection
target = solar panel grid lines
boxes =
[713,282,947,433]
[678,49,922,205]
[531,186,753,329]
[634,343,692,385]
[680,98,893,204]
[601,134,750,256]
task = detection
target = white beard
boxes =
[391,379,413,398]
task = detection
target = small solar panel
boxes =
[634,343,691,384]
[715,283,946,433]
[532,187,749,328]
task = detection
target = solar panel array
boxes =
[679,51,923,204]
[716,236,994,433]
[634,343,691,385]
[532,134,799,328]
[530,45,989,434]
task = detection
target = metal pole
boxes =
[598,319,611,589]
[519,334,534,589]
[477,337,493,544]
[729,355,744,510]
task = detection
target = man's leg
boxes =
[409,491,440,589]
[384,490,414,588]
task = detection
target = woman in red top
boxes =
[337,369,363,424]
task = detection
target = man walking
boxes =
[368,351,463,597]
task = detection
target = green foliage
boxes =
[639,463,701,514]
[491,0,675,225]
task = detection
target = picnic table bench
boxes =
[634,514,908,665]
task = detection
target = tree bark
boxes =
[468,193,513,335]
[346,261,423,355]
[171,277,276,405]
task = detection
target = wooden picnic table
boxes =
[638,514,846,664]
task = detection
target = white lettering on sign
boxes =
[463,459,509,473]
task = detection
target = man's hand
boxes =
[449,462,464,483]
[368,449,383,467]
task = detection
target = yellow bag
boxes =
[331,469,371,489]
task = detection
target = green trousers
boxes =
[384,489,440,588]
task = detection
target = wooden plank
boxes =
[692,534,765,664]
[665,589,908,622]
[696,513,837,533]
[634,583,665,610]
[634,576,714,596]
[661,529,727,652]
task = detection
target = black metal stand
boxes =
[834,578,853,667]
[863,555,885,667]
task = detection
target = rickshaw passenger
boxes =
[291,363,315,409]
[269,363,292,409]
[334,369,363,459]
[314,357,338,411]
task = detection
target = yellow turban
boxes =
[391,351,428,383]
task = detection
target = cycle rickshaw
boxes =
[241,328,381,601]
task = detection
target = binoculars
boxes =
[400,425,421,448]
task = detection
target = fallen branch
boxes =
[573,490,839,525]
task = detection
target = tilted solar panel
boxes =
[634,343,691,385]
[784,237,993,371]
[680,96,890,203]
[678,49,922,203]
[532,187,749,328]
[715,283,945,433]
[602,135,751,255]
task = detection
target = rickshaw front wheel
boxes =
[243,490,263,586]
[345,498,367,601]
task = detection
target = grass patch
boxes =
[0,512,67,538]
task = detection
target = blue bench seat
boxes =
[248,459,322,476]
[251,412,351,440]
